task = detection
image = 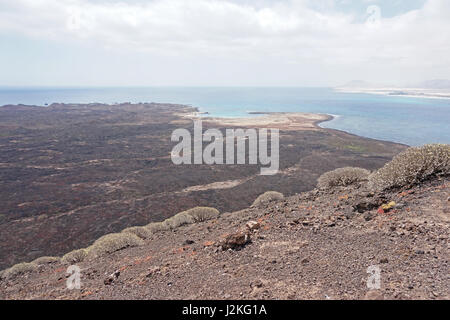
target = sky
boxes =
[0,0,449,87]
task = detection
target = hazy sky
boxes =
[0,0,448,87]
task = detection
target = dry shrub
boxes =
[143,207,220,234]
[369,144,450,191]
[61,249,88,264]
[32,256,60,265]
[87,233,144,258]
[252,191,284,206]
[184,207,220,222]
[122,226,153,239]
[145,222,170,233]
[1,262,37,280]
[317,167,370,190]
[163,212,195,229]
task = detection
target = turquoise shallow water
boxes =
[0,87,449,146]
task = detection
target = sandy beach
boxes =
[184,111,333,131]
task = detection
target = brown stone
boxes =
[219,230,251,250]
[246,220,261,231]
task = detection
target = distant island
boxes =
[336,79,450,100]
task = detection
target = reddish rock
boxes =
[219,230,251,250]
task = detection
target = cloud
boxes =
[0,0,449,85]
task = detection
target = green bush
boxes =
[252,191,284,206]
[87,233,144,258]
[184,207,220,222]
[122,226,153,239]
[369,144,450,191]
[61,249,88,264]
[32,256,60,265]
[317,167,370,190]
[2,262,37,280]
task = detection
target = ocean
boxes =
[0,87,449,146]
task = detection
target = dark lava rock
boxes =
[353,198,383,213]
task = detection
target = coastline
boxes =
[2,85,448,146]
[181,107,410,148]
[2,103,413,147]
[335,87,450,100]
[182,110,334,131]
[313,113,335,128]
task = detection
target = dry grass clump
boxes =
[87,233,144,258]
[252,191,284,206]
[184,207,220,222]
[317,167,370,190]
[122,226,153,239]
[32,256,60,265]
[369,144,450,191]
[1,262,37,280]
[145,222,171,233]
[144,207,220,232]
[0,205,221,279]
[61,249,88,264]
[163,211,195,229]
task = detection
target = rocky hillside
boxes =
[1,171,448,300]
[0,103,405,269]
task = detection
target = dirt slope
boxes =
[1,177,448,300]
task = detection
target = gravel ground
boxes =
[1,178,448,300]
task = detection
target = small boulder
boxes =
[395,203,406,209]
[246,220,261,231]
[353,198,383,213]
[104,270,120,285]
[219,230,251,250]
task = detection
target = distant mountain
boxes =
[339,79,450,90]
[338,80,395,89]
[417,79,450,89]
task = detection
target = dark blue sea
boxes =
[1,87,449,146]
